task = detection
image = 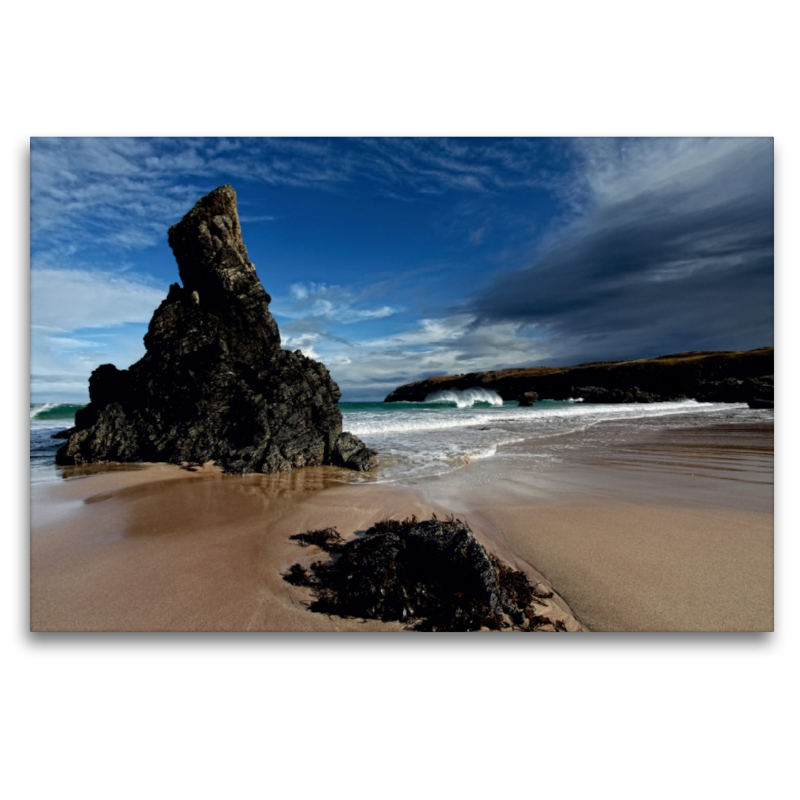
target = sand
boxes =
[30,421,773,632]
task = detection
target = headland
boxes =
[384,347,774,407]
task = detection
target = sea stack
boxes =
[56,185,377,474]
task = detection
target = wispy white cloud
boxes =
[30,266,167,402]
[362,316,474,348]
[31,325,153,403]
[30,137,575,263]
[31,267,165,332]
[287,312,547,399]
[469,225,488,246]
[268,277,548,397]
[274,282,399,325]
[239,214,277,224]
[280,330,322,361]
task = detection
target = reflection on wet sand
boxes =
[59,462,146,480]
[31,459,417,631]
[582,423,774,485]
[61,460,371,488]
[98,466,370,539]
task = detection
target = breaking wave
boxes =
[30,403,84,423]
[424,388,504,408]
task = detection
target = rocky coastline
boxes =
[384,347,774,408]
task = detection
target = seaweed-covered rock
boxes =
[330,432,379,471]
[56,185,377,474]
[285,516,556,631]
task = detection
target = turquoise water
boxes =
[30,403,85,422]
[30,392,769,484]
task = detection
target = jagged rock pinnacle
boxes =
[167,185,275,326]
[57,185,378,474]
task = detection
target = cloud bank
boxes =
[469,138,773,363]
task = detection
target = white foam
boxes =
[348,410,506,436]
[342,398,743,484]
[349,398,720,438]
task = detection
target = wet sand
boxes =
[32,465,414,631]
[30,421,773,632]
[420,422,774,631]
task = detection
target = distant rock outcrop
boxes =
[385,348,774,408]
[57,185,377,474]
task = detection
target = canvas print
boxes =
[30,137,774,632]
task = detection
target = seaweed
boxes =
[283,516,558,631]
[283,563,310,586]
[288,527,344,552]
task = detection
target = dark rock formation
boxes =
[57,185,377,474]
[574,385,661,404]
[695,376,774,404]
[518,391,539,406]
[284,516,563,631]
[747,397,774,409]
[385,348,774,407]
[329,431,380,471]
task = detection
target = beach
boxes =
[30,414,773,633]
[420,421,773,631]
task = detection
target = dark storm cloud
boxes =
[469,138,774,363]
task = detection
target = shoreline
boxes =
[30,419,773,632]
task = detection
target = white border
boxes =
[7,2,795,797]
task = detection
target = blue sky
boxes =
[30,137,773,402]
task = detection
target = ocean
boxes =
[30,389,773,485]
[30,403,87,484]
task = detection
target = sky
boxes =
[30,136,774,403]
